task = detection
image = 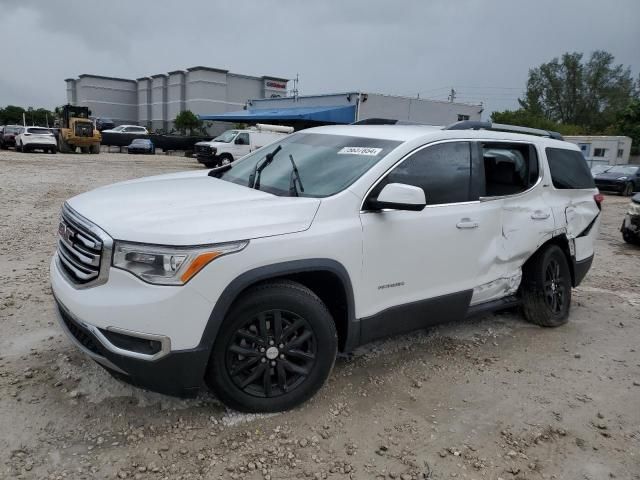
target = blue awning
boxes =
[199,105,356,124]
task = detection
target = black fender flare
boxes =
[196,258,358,358]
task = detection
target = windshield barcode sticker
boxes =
[338,147,383,156]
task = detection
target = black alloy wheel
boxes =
[206,280,337,412]
[226,309,317,398]
[543,258,566,314]
[521,244,572,327]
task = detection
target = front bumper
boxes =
[50,256,215,396]
[55,299,208,396]
[196,154,218,164]
[621,213,640,236]
[594,180,625,192]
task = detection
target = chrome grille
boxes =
[56,204,112,288]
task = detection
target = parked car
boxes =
[51,122,600,413]
[621,193,640,245]
[0,124,23,149]
[16,126,57,153]
[590,164,610,177]
[102,125,149,135]
[127,138,155,154]
[194,124,293,168]
[93,117,116,132]
[593,165,640,196]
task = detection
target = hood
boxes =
[67,170,321,245]
[596,172,630,180]
[195,140,227,148]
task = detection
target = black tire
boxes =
[17,142,23,152]
[202,162,216,168]
[0,143,7,150]
[50,146,57,154]
[206,280,337,413]
[58,138,71,153]
[218,153,234,166]
[622,224,640,245]
[90,144,100,154]
[622,182,634,196]
[521,244,572,327]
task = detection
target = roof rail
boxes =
[445,120,564,140]
[352,118,426,126]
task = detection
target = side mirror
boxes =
[368,183,426,211]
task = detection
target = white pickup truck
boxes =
[194,124,293,168]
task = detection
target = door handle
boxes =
[531,210,550,220]
[456,218,479,229]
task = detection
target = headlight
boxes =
[113,240,248,285]
[618,176,628,181]
[629,203,640,216]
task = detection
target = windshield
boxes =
[213,130,239,143]
[604,165,638,175]
[216,133,401,197]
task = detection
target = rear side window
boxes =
[546,148,595,189]
[373,141,472,206]
[481,143,538,197]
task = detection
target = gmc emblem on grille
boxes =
[58,222,73,243]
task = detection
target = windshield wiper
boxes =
[207,163,232,178]
[248,145,282,190]
[288,154,305,197]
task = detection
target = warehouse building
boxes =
[65,67,289,131]
[564,135,633,167]
[200,92,483,128]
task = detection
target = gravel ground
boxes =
[1,149,639,480]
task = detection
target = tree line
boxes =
[491,50,640,154]
[0,105,56,127]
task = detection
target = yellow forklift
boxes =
[56,104,101,153]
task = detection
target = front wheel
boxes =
[521,244,572,327]
[622,182,634,196]
[206,280,337,412]
[218,154,234,166]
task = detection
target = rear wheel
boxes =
[206,280,337,412]
[90,144,100,154]
[521,244,572,327]
[50,146,57,154]
[622,182,634,196]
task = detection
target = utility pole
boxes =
[292,73,299,101]
[448,88,456,103]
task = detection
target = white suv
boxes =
[50,121,601,412]
[16,126,58,153]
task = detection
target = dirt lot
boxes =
[1,149,639,480]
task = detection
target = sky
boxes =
[1,0,638,117]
